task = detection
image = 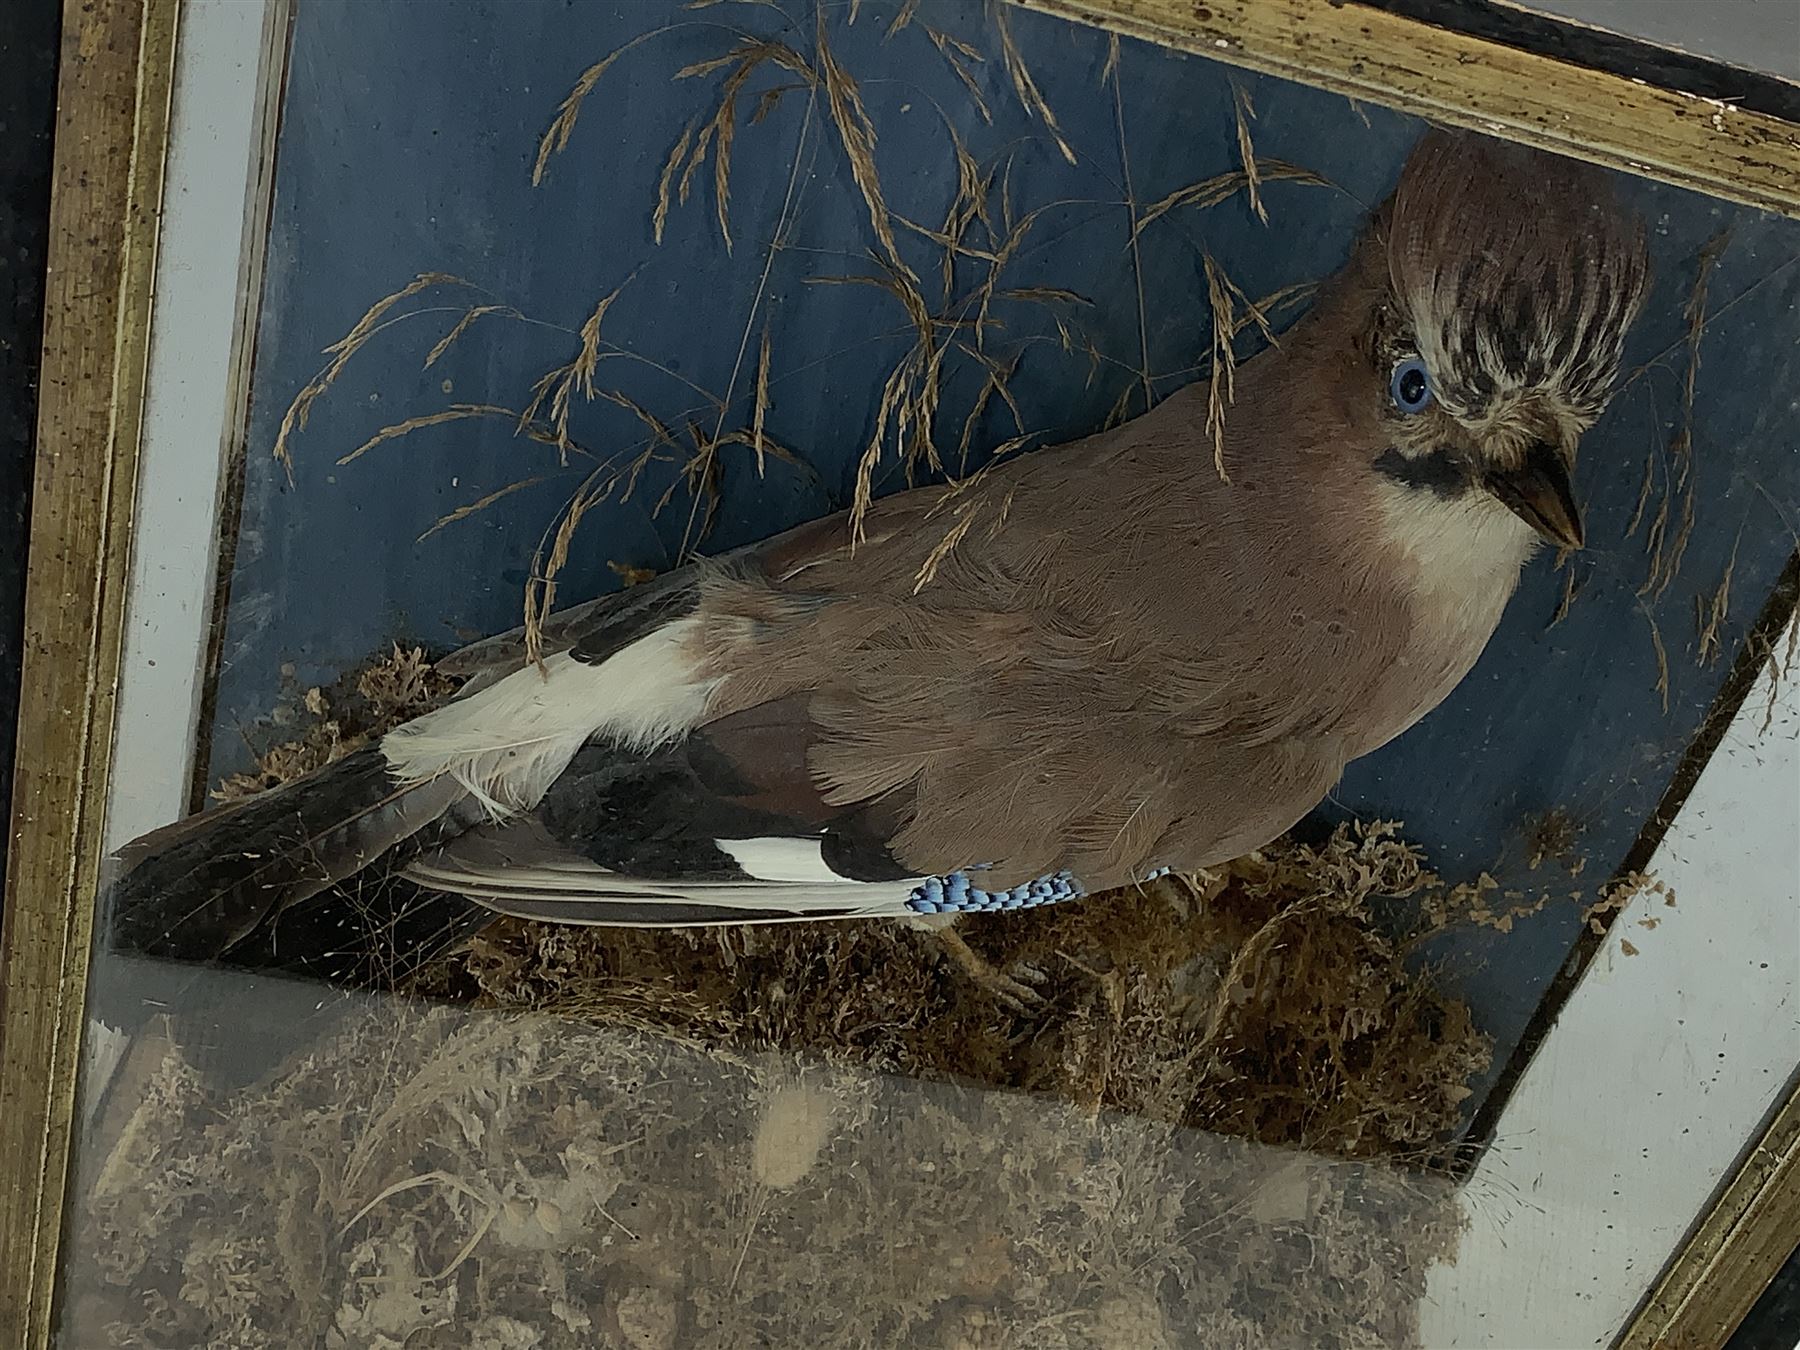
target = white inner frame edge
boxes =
[84,0,286,1114]
[91,8,1800,1336]
[1421,617,1800,1347]
[103,0,284,854]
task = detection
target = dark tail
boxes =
[102,746,489,981]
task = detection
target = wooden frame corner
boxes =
[1015,0,1800,218]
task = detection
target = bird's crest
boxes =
[1386,130,1650,435]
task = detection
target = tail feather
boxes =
[103,746,476,963]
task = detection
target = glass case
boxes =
[7,1,1797,1346]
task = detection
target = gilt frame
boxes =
[2,0,1796,1344]
[0,0,179,1341]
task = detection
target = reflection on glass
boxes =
[69,915,1467,1348]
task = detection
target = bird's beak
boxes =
[1483,441,1584,550]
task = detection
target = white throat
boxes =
[1374,478,1539,634]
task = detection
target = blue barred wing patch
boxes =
[903,864,1173,914]
[905,869,1085,914]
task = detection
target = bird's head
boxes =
[1360,129,1649,550]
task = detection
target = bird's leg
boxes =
[1183,864,1232,909]
[905,914,1045,1011]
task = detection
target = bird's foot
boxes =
[907,916,1046,1012]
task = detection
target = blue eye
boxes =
[1390,357,1434,413]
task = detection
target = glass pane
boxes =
[62,2,1800,1346]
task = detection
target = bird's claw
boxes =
[912,920,1046,1012]
[978,964,1047,1013]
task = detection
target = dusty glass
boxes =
[58,2,1800,1347]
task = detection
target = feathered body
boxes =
[105,130,1648,973]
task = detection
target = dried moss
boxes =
[417,822,1488,1162]
[214,644,459,800]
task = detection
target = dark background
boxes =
[0,0,59,889]
[1735,1238,1800,1350]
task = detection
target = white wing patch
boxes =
[380,618,719,818]
[716,836,855,884]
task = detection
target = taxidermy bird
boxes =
[105,129,1648,989]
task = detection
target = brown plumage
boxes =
[685,128,1648,888]
[104,129,1649,971]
